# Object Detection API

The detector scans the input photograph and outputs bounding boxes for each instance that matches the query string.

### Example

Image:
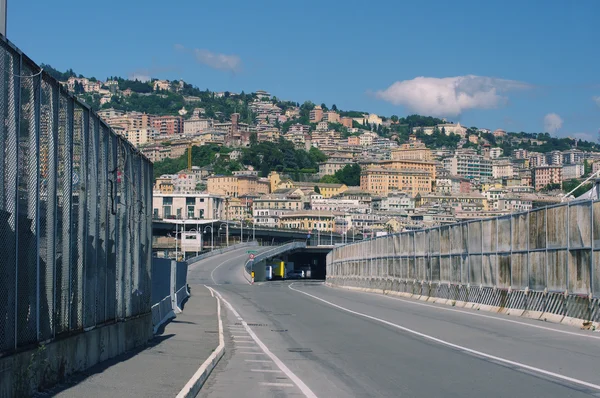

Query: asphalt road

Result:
[190,247,600,397]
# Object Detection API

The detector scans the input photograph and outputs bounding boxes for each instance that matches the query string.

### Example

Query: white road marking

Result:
[251,369,284,373]
[239,351,268,355]
[245,359,272,363]
[332,284,600,341]
[232,335,252,338]
[289,283,600,392]
[210,287,318,398]
[260,382,295,387]
[210,252,248,285]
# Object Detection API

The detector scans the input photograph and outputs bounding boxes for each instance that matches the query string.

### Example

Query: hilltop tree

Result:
[331,104,338,111]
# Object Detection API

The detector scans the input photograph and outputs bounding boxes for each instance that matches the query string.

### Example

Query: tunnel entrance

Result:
[283,248,329,279]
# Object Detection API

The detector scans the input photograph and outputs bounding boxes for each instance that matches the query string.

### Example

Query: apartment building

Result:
[184,117,211,134]
[341,117,353,128]
[490,147,503,159]
[359,132,378,146]
[378,192,416,211]
[362,159,437,180]
[309,105,323,122]
[435,176,471,195]
[390,135,432,161]
[532,165,563,190]
[152,115,183,135]
[418,193,488,211]
[562,163,584,180]
[347,136,360,146]
[125,128,158,147]
[318,160,353,176]
[443,149,492,181]
[323,111,340,123]
[311,198,368,213]
[207,171,270,198]
[252,196,304,227]
[288,123,310,135]
[492,159,514,179]
[280,210,340,233]
[513,148,529,159]
[152,193,223,220]
[360,167,432,197]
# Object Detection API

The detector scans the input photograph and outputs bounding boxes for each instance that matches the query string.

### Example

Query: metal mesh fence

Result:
[329,199,599,299]
[0,39,153,355]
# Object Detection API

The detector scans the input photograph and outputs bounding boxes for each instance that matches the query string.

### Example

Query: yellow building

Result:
[360,167,432,197]
[268,172,348,198]
[481,182,503,192]
[279,210,340,232]
[362,159,437,179]
[391,135,432,161]
[154,177,174,193]
[207,171,270,198]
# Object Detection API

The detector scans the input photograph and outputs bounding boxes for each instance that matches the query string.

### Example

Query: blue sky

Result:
[8,0,600,140]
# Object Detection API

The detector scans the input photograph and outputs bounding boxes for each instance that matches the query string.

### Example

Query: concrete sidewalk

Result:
[37,285,219,398]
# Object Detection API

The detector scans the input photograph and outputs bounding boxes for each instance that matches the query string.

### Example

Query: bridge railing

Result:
[327,199,600,322]
[0,37,153,356]
[187,241,259,265]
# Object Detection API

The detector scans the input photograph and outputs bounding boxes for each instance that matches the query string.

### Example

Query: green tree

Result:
[390,115,399,123]
[331,104,338,111]
[334,164,361,186]
[308,147,327,163]
[320,175,340,183]
[320,103,328,112]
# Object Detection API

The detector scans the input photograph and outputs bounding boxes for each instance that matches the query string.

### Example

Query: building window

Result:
[163,197,173,205]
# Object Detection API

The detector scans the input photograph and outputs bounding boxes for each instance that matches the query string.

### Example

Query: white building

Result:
[152,193,224,220]
[490,147,503,159]
[184,118,211,135]
[379,193,416,211]
[125,128,158,147]
[562,163,585,180]
[310,199,369,213]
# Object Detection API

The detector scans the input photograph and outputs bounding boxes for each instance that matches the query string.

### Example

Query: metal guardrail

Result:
[0,36,152,355]
[150,258,188,333]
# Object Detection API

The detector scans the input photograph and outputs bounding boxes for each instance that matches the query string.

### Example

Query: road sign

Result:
[249,253,255,260]
[247,250,257,254]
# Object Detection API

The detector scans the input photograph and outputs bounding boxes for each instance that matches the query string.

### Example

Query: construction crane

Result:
[187,142,193,171]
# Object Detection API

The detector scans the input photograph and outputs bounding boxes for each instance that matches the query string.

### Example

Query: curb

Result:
[176,287,225,398]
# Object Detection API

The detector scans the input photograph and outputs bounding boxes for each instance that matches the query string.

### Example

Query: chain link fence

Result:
[328,200,600,299]
[0,38,153,355]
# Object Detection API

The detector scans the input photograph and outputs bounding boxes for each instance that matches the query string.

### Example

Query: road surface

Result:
[190,247,600,397]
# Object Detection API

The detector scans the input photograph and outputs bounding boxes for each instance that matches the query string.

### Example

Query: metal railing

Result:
[187,241,259,265]
[328,199,600,299]
[150,258,189,333]
[0,37,153,355]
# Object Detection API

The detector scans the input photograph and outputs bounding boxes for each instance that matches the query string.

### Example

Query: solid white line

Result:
[331,284,600,341]
[211,288,317,398]
[232,335,251,338]
[251,369,284,373]
[260,382,294,387]
[289,283,600,392]
[245,359,272,363]
[176,287,225,398]
[211,252,248,285]
[239,351,268,355]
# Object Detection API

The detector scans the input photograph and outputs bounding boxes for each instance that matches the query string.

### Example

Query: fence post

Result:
[170,260,179,313]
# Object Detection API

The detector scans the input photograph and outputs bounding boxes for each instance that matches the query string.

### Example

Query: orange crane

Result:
[187,142,192,170]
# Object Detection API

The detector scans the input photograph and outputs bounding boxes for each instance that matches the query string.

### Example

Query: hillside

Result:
[43,64,600,153]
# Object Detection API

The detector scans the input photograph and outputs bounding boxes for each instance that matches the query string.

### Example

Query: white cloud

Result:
[543,113,563,133]
[375,75,531,117]
[593,96,600,107]
[175,44,241,73]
